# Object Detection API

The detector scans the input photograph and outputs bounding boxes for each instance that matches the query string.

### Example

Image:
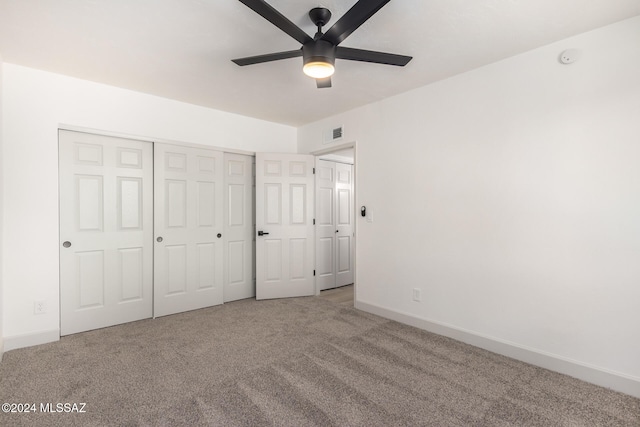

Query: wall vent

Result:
[323,125,344,144]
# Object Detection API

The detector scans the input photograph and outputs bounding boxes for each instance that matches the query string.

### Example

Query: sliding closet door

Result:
[154,143,224,317]
[59,130,153,335]
[223,153,255,302]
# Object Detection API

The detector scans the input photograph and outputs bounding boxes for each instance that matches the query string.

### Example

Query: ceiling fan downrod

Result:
[309,7,332,39]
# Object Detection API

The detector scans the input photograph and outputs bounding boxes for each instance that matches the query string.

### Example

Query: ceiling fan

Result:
[232,0,412,88]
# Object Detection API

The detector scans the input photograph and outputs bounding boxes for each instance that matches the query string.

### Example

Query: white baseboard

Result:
[355,300,640,399]
[3,329,59,352]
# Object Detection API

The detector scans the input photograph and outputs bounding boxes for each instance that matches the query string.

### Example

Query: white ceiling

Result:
[1,0,639,126]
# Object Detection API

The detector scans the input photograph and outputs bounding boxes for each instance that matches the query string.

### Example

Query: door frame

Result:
[310,141,357,301]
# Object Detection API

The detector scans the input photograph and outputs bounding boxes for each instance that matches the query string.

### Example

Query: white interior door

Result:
[316,160,336,291]
[154,143,224,317]
[59,130,153,336]
[256,153,315,299]
[223,153,255,302]
[315,160,354,290]
[335,162,354,287]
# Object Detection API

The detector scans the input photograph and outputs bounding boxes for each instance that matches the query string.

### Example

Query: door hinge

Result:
[313,270,316,276]
[313,167,315,174]
[313,218,315,225]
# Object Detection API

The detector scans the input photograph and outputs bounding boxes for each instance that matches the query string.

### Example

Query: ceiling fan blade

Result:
[321,0,391,45]
[238,0,312,45]
[316,77,332,88]
[336,47,412,66]
[232,49,302,66]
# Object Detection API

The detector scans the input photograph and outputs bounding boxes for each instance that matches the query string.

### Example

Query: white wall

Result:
[299,16,640,397]
[1,64,296,349]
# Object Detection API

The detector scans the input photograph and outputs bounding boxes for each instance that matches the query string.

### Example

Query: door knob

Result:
[156,237,163,243]
[217,233,222,238]
[335,230,339,233]
[258,230,269,236]
[63,241,71,248]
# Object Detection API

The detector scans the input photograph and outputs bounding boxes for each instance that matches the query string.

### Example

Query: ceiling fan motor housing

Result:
[303,39,336,67]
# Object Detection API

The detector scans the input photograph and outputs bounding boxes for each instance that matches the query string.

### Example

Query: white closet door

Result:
[154,143,224,317]
[256,153,315,299]
[223,153,255,302]
[335,162,354,287]
[59,130,153,336]
[316,160,336,291]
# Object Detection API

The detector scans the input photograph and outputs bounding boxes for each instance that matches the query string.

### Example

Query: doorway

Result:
[313,144,356,300]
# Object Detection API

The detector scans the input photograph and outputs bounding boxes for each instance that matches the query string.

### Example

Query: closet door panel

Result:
[154,144,224,317]
[59,130,153,335]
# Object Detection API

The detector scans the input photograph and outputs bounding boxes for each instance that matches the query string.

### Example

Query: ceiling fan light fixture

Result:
[302,39,336,79]
[303,60,335,78]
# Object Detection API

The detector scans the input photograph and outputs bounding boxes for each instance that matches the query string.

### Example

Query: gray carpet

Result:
[0,295,638,426]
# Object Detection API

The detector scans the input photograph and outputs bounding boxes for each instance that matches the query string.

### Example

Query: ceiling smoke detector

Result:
[559,49,582,64]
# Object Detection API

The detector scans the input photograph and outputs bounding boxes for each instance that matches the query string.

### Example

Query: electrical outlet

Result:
[412,288,421,302]
[34,300,47,315]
